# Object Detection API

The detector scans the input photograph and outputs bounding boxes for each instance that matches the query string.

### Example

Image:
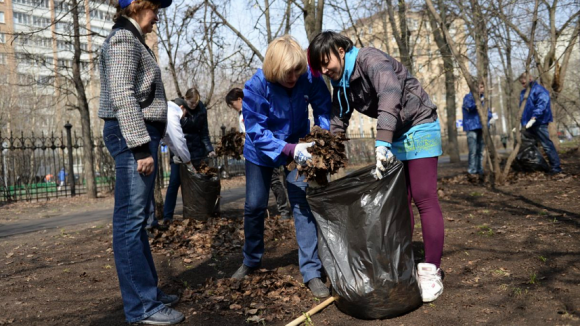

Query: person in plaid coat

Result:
[98,0,184,323]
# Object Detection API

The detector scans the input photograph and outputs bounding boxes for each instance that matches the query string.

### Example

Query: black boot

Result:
[231,264,259,280]
[307,278,330,298]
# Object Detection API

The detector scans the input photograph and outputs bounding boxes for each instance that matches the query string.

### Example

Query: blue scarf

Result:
[331,46,359,118]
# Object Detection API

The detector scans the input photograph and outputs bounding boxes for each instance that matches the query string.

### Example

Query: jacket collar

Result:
[113,16,148,49]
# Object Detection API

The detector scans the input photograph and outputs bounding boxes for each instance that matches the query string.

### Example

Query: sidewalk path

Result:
[0,187,247,238]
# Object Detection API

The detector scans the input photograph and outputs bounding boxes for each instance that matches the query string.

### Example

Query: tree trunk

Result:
[429,3,459,163]
[443,59,460,163]
[504,26,514,145]
[302,0,325,42]
[385,0,413,73]
[71,0,97,198]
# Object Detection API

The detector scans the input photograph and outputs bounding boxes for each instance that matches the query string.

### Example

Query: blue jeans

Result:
[527,124,562,173]
[467,129,484,174]
[103,120,165,323]
[243,160,322,283]
[162,162,181,221]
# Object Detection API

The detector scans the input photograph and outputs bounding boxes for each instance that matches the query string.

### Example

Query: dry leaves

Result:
[287,126,349,185]
[182,269,315,323]
[215,130,245,160]
[149,216,295,261]
[198,161,219,177]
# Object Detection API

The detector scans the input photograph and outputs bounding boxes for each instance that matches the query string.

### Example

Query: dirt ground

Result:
[1,154,579,326]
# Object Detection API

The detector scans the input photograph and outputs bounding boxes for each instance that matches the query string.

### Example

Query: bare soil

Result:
[0,156,579,326]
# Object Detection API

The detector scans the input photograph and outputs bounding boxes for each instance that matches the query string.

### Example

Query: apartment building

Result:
[0,0,159,133]
[339,9,470,138]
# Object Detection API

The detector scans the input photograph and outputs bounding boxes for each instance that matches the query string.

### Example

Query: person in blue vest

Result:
[230,35,332,298]
[57,167,67,191]
[462,83,492,175]
[518,72,562,174]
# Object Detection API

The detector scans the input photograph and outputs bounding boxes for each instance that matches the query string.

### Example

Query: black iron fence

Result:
[0,123,246,203]
[0,124,374,203]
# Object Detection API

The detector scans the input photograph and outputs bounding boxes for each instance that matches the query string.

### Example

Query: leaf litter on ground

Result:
[182,269,317,323]
[149,216,317,323]
[149,216,295,261]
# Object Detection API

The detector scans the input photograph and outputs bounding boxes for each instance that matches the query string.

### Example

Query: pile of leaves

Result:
[182,270,317,323]
[150,216,295,261]
[287,126,349,185]
[215,130,245,160]
[198,161,219,177]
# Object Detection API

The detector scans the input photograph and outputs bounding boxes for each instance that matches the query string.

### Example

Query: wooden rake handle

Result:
[285,296,337,326]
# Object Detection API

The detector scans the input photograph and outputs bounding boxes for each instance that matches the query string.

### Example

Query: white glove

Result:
[294,142,315,166]
[187,162,197,174]
[172,155,183,164]
[207,151,217,158]
[373,146,395,180]
[525,118,536,129]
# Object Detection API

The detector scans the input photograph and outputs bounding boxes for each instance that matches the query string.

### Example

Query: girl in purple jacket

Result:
[308,31,445,303]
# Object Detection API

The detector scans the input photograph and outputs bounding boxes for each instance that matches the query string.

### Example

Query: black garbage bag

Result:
[179,165,221,220]
[514,131,550,172]
[306,162,422,319]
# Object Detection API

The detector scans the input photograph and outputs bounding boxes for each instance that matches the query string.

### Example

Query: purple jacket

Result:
[330,47,437,143]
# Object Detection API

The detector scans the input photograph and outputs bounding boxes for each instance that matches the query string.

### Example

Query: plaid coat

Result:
[98,17,167,149]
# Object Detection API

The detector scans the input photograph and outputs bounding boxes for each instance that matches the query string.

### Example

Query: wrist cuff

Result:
[282,143,297,157]
[375,140,392,148]
[131,143,151,160]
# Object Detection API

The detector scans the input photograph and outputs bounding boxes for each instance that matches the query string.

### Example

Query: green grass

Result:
[528,272,539,284]
[539,256,547,263]
[477,224,494,236]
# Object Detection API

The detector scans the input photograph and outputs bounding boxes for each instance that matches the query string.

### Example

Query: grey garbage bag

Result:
[180,165,221,221]
[306,162,422,319]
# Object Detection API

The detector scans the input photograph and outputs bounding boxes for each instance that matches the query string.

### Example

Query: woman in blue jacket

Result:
[231,35,332,298]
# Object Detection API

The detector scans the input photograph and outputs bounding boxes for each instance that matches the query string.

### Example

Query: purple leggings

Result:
[403,157,444,268]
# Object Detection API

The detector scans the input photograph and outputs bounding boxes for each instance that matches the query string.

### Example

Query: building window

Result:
[0,12,5,24]
[0,33,5,43]
[0,53,6,65]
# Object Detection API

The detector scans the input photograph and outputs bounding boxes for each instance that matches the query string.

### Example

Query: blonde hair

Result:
[113,0,160,23]
[262,35,308,83]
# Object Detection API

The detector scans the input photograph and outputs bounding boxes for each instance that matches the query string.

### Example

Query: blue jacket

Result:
[242,69,332,168]
[58,169,66,182]
[520,82,552,126]
[462,93,492,132]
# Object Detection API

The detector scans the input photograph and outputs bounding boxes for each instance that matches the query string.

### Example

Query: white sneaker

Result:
[417,263,443,302]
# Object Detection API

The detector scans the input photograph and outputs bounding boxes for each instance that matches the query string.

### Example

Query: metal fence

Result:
[0,123,245,203]
[0,124,374,203]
